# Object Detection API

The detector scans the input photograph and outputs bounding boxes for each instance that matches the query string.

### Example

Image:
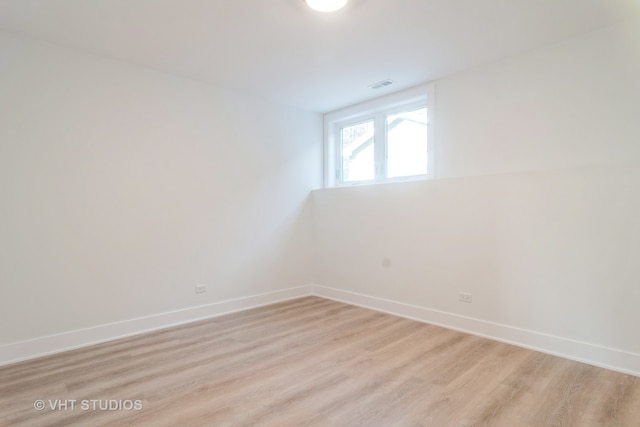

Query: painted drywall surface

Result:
[313,23,640,354]
[0,32,322,344]
[435,22,640,179]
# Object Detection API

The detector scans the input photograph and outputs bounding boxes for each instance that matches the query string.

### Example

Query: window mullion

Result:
[374,114,385,180]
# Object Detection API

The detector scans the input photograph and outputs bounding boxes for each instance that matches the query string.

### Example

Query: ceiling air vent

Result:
[368,79,396,90]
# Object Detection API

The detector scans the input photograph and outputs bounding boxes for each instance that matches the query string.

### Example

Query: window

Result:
[324,83,434,187]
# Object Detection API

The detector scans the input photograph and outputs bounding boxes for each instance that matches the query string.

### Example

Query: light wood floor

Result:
[1,297,639,426]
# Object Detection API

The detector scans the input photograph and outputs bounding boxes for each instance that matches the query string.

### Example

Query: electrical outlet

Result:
[195,284,207,294]
[458,292,472,303]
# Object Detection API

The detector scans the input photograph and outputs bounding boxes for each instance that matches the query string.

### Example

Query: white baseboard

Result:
[0,285,312,367]
[311,285,640,377]
[4,283,639,378]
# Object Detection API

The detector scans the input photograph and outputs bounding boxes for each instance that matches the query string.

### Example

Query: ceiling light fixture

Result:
[305,0,348,12]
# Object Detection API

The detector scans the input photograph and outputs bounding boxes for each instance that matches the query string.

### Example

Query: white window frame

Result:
[324,83,435,187]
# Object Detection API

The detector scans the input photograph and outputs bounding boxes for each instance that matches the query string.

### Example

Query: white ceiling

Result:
[0,0,636,112]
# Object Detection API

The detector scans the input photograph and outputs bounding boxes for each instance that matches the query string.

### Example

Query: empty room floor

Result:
[1,296,639,426]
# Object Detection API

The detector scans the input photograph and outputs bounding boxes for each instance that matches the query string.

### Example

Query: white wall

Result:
[313,22,640,363]
[0,32,322,346]
[2,20,640,374]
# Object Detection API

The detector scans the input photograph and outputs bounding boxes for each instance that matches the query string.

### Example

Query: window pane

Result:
[341,120,375,182]
[386,107,428,178]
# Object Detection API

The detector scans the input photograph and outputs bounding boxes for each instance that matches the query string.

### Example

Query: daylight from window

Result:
[340,107,428,183]
[341,120,375,182]
[387,107,428,178]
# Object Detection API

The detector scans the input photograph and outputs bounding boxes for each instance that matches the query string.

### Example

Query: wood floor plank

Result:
[1,296,638,426]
